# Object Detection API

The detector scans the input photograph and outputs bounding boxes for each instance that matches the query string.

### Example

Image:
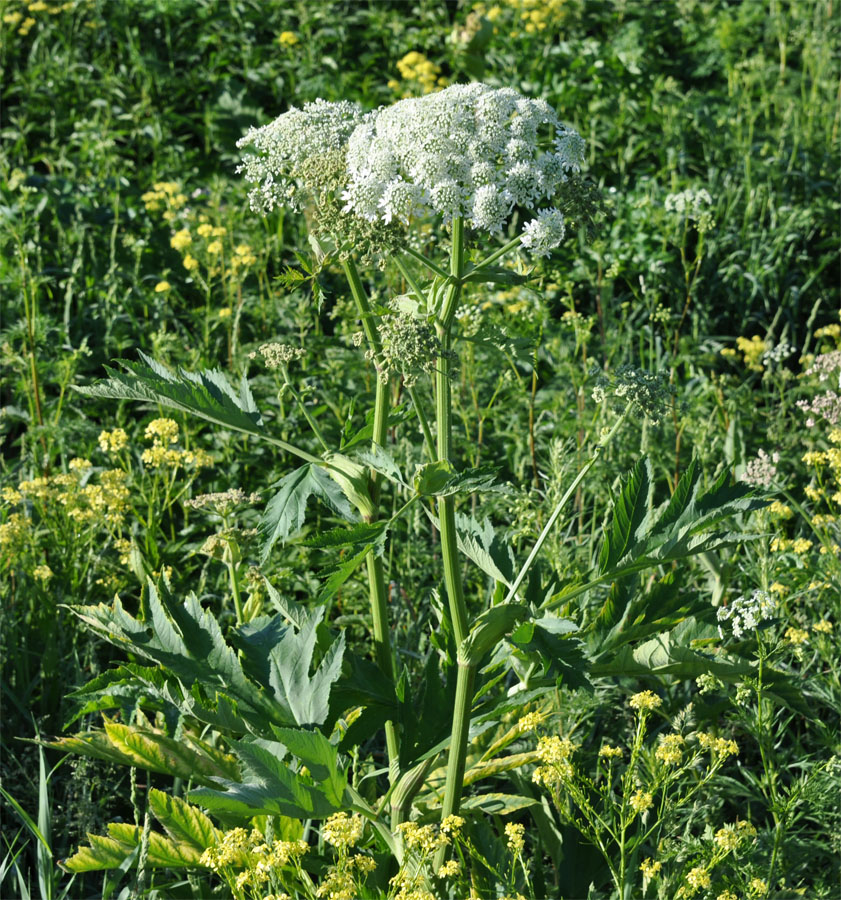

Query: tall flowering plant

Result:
[61,83,769,897]
[237,83,588,833]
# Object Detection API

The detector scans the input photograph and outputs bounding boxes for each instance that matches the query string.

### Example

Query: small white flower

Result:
[520,207,566,258]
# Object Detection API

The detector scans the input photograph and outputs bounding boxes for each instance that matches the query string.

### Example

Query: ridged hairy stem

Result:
[342,256,400,782]
[434,219,475,866]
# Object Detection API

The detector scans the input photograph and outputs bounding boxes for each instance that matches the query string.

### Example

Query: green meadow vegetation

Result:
[1,1,839,898]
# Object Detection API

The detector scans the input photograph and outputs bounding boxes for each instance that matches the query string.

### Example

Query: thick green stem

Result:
[342,256,400,781]
[434,218,474,860]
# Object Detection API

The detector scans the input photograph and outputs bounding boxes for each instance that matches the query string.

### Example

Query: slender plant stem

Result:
[470,234,522,272]
[507,407,629,606]
[341,255,400,784]
[403,245,450,279]
[408,384,436,460]
[394,254,427,306]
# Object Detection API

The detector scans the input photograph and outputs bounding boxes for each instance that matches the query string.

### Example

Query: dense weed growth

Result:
[1,1,839,898]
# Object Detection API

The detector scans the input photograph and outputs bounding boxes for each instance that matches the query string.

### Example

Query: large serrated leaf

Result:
[596,457,766,582]
[106,824,203,867]
[260,464,358,562]
[189,738,345,820]
[271,727,346,807]
[75,352,265,437]
[455,514,515,587]
[69,578,344,734]
[60,834,133,873]
[598,457,653,574]
[147,790,218,851]
[267,607,345,727]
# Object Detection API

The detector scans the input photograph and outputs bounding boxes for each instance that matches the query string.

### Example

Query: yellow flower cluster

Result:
[696,732,739,758]
[278,30,299,47]
[717,891,738,900]
[770,536,813,554]
[142,181,188,216]
[639,857,662,879]
[321,812,363,850]
[98,428,129,454]
[767,500,793,518]
[713,819,755,853]
[685,866,711,892]
[505,822,525,853]
[200,827,309,891]
[749,877,768,895]
[437,859,460,878]
[4,0,77,34]
[598,744,623,760]
[814,322,841,341]
[629,789,653,813]
[471,0,569,36]
[629,690,662,712]
[655,733,685,766]
[736,335,768,371]
[140,418,213,470]
[532,734,577,785]
[813,619,833,634]
[3,466,130,534]
[397,822,447,853]
[33,563,54,581]
[392,51,446,94]
[516,710,545,733]
[785,626,809,645]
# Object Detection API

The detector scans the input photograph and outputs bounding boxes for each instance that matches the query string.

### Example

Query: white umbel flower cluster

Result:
[341,83,584,249]
[237,99,366,213]
[717,589,776,640]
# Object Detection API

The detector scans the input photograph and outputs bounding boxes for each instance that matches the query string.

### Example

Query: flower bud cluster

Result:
[591,365,677,424]
[372,312,453,386]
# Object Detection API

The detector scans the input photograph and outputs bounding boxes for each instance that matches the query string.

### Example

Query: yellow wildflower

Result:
[154,280,171,293]
[278,30,299,46]
[639,858,661,879]
[785,626,809,645]
[749,878,768,895]
[170,229,192,250]
[144,418,179,444]
[183,254,198,271]
[629,790,653,813]
[686,866,711,891]
[321,812,363,849]
[767,500,793,518]
[207,240,223,255]
[219,307,232,319]
[33,564,53,581]
[197,223,213,238]
[792,538,813,554]
[437,859,460,878]
[696,732,739,757]
[629,690,662,712]
[599,744,623,760]
[516,711,545,733]
[813,620,833,633]
[98,428,128,453]
[655,733,684,766]
[505,822,525,853]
